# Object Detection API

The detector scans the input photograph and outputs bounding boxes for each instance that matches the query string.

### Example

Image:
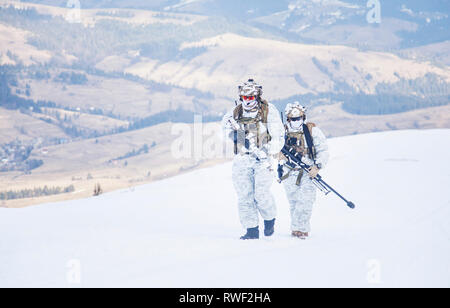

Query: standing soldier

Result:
[278,102,329,239]
[222,79,285,240]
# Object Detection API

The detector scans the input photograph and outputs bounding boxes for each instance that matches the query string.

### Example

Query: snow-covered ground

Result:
[1,129,449,288]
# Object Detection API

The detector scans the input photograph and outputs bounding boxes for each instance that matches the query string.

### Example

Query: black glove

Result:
[277,164,284,182]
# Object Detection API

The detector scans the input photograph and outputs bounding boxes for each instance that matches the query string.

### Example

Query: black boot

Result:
[240,226,259,240]
[264,218,275,237]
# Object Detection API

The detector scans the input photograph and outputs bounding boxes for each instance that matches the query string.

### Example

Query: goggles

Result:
[289,116,303,122]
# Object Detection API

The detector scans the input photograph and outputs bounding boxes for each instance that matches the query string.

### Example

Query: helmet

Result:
[285,101,306,119]
[285,101,307,131]
[238,79,263,97]
[238,79,263,111]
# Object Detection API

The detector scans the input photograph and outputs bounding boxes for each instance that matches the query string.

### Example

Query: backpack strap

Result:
[233,104,243,121]
[233,130,238,155]
[259,99,269,124]
[302,123,316,162]
[259,99,271,146]
[232,105,242,154]
[306,122,316,132]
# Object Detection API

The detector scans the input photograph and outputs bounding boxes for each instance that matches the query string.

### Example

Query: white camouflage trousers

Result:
[283,170,317,233]
[232,155,276,229]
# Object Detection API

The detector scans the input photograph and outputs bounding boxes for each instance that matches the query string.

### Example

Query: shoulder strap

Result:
[306,122,316,131]
[259,100,269,123]
[233,104,243,121]
[302,123,316,161]
[232,105,242,155]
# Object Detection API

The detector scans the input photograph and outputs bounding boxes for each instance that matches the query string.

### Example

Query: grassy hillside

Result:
[125,33,450,101]
[0,107,68,143]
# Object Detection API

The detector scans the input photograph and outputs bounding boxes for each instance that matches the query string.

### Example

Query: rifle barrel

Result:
[281,146,355,209]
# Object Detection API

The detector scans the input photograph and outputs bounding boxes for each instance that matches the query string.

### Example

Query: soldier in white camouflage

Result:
[278,102,329,239]
[222,79,285,240]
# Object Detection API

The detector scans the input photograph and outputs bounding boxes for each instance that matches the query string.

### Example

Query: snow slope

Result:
[1,129,449,288]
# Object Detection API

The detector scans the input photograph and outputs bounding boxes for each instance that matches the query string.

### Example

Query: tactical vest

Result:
[232,100,272,155]
[280,123,317,185]
[284,123,317,160]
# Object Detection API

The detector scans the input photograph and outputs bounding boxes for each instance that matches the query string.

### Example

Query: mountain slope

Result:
[0,23,51,66]
[1,1,449,115]
[125,33,450,100]
[23,0,448,50]
[1,129,449,287]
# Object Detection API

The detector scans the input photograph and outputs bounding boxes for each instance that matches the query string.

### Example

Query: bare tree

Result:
[93,183,103,196]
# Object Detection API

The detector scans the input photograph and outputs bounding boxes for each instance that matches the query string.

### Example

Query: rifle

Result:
[280,145,356,209]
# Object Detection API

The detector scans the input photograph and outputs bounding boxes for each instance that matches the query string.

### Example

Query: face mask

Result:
[289,118,303,130]
[242,98,257,111]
